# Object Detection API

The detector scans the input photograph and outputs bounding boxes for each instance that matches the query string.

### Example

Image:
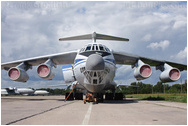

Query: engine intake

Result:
[37,64,55,80]
[8,67,29,82]
[37,59,55,80]
[160,67,181,82]
[134,60,152,80]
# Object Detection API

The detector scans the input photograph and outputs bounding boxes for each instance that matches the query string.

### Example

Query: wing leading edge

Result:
[113,51,187,71]
[1,51,77,70]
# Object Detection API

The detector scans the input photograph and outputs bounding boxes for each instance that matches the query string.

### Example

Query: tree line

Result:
[38,80,187,95]
[119,80,187,94]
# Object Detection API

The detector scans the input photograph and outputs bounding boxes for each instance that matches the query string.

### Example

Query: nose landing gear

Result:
[83,93,104,104]
[83,93,98,104]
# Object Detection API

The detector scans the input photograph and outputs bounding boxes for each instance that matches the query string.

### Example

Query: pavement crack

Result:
[6,101,75,125]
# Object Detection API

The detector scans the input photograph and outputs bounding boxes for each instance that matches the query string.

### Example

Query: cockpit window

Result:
[80,48,85,52]
[105,47,110,52]
[80,44,110,53]
[92,44,99,51]
[92,46,95,50]
[96,45,99,50]
[99,45,105,51]
[86,45,91,51]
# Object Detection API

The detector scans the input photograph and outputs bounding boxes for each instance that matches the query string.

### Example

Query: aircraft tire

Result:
[65,93,74,100]
[114,93,123,100]
[97,93,104,103]
[105,93,114,100]
[75,93,83,100]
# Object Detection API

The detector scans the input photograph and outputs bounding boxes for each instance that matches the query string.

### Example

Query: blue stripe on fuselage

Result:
[74,59,85,64]
[74,60,86,68]
[105,59,115,64]
[62,64,72,71]
[104,59,116,67]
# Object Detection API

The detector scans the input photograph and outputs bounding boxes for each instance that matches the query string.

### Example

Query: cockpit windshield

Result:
[85,45,91,51]
[80,44,110,53]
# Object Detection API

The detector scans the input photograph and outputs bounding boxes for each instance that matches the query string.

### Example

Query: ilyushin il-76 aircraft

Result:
[1,32,187,103]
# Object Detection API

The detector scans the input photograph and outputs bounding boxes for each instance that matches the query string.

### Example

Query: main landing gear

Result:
[105,93,124,100]
[64,82,83,101]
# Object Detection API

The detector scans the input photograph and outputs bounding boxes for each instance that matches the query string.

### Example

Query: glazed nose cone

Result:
[86,54,105,70]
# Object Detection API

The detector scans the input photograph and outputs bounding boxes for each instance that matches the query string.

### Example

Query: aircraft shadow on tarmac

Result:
[99,99,139,104]
[40,99,138,104]
[63,99,139,104]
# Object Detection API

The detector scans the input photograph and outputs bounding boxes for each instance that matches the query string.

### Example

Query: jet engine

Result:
[37,59,55,80]
[8,67,29,82]
[134,60,152,80]
[159,63,181,82]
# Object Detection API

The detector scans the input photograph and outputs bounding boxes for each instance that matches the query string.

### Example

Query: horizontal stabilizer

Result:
[59,34,92,41]
[59,32,129,42]
[95,33,129,41]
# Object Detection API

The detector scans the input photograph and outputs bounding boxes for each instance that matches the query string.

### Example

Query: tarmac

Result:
[1,96,187,125]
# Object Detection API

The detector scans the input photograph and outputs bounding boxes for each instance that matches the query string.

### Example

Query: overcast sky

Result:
[1,1,187,89]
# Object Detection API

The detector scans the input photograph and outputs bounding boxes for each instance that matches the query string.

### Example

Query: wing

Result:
[113,51,187,71]
[1,51,77,70]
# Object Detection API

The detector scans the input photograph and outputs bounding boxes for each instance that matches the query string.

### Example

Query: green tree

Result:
[153,82,163,93]
[168,84,181,93]
[182,80,187,93]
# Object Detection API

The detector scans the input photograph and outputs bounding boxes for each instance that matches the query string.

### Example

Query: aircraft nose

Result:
[86,54,105,70]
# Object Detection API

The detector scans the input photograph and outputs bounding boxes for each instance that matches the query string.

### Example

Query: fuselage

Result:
[1,87,35,95]
[34,90,49,95]
[16,88,35,95]
[73,43,116,93]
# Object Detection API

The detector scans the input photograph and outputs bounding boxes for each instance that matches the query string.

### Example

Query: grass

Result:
[126,93,187,103]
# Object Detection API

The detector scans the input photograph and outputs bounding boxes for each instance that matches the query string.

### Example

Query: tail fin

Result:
[59,32,129,42]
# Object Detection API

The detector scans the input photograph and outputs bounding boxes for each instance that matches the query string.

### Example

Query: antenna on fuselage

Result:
[59,32,129,42]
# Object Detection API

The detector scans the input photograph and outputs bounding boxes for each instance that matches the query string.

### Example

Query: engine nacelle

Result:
[8,67,29,82]
[134,60,152,80]
[62,64,75,83]
[160,67,181,82]
[37,64,55,80]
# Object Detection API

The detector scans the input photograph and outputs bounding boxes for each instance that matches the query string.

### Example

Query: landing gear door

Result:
[62,64,75,83]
